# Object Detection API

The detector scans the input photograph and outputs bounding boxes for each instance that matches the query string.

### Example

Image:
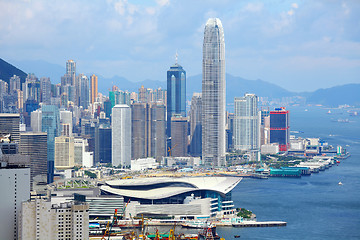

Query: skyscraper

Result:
[90,74,98,104]
[170,116,188,157]
[234,94,260,151]
[166,60,186,139]
[202,18,226,167]
[131,103,166,161]
[19,132,48,190]
[40,77,51,104]
[112,104,131,168]
[66,60,76,86]
[0,113,20,142]
[189,93,202,156]
[41,105,60,183]
[270,108,290,151]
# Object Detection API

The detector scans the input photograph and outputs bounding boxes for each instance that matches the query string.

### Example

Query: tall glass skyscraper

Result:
[166,62,186,139]
[202,18,226,167]
[234,94,260,151]
[41,105,60,183]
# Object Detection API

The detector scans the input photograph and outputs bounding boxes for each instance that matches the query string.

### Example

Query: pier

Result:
[231,221,287,228]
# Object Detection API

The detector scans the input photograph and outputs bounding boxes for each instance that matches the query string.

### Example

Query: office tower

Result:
[189,93,202,156]
[40,77,51,104]
[166,60,186,139]
[98,126,112,164]
[19,198,89,240]
[41,105,60,183]
[0,113,20,142]
[270,107,290,151]
[55,136,75,169]
[202,18,226,167]
[60,109,73,136]
[234,94,260,151]
[90,74,98,104]
[66,59,76,86]
[150,103,166,161]
[0,151,30,240]
[104,100,112,118]
[131,103,166,161]
[170,116,188,157]
[131,103,147,160]
[80,74,89,109]
[112,104,131,168]
[226,112,234,152]
[20,132,48,190]
[31,109,42,132]
[9,75,21,92]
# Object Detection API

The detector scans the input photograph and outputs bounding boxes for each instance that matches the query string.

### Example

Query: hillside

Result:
[0,58,27,85]
[306,84,360,107]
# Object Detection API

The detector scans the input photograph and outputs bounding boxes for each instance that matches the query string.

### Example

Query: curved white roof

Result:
[100,176,241,200]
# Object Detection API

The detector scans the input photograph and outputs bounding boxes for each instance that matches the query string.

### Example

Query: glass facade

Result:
[41,105,60,183]
[202,18,226,167]
[234,94,259,150]
[166,64,186,139]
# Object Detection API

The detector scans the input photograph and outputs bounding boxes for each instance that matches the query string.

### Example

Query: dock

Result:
[232,221,287,228]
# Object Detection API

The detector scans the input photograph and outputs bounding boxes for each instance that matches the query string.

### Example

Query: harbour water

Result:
[218,106,360,239]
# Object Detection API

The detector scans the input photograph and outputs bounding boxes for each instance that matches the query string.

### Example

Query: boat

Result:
[234,235,240,238]
[181,220,209,229]
[198,224,220,240]
[338,182,343,185]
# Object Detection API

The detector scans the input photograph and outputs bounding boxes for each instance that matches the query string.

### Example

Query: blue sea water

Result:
[218,106,360,240]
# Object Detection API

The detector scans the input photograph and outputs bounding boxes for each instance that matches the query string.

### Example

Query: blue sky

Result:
[0,0,359,92]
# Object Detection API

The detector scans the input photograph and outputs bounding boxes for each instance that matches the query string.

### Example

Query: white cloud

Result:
[292,3,298,9]
[156,0,170,7]
[243,2,263,12]
[287,9,294,16]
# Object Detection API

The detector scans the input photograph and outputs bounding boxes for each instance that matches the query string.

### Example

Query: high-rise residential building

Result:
[109,89,131,107]
[166,60,186,139]
[66,59,76,86]
[170,116,188,157]
[41,105,60,183]
[234,94,260,151]
[0,79,8,97]
[31,109,42,132]
[270,107,290,151]
[19,198,89,240]
[19,132,48,190]
[131,103,166,161]
[40,77,51,104]
[0,151,30,240]
[9,75,21,92]
[23,73,41,104]
[112,104,131,168]
[189,93,202,156]
[90,74,98,104]
[0,113,20,142]
[55,136,75,169]
[202,18,226,167]
[80,74,89,109]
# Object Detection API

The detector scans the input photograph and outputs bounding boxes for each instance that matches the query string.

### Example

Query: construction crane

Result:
[101,209,118,240]
[168,144,178,157]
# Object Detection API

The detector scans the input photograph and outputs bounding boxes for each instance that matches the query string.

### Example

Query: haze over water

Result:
[219,106,360,240]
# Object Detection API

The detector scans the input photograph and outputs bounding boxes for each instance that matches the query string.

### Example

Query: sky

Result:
[0,0,359,92]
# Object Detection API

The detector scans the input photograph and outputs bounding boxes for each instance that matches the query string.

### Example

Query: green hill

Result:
[0,58,27,85]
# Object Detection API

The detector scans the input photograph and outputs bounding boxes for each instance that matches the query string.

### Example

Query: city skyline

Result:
[1,1,359,92]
